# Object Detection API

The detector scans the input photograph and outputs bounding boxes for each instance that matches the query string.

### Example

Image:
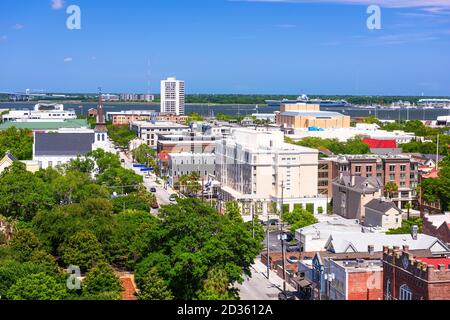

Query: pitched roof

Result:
[35,132,94,156]
[326,233,450,254]
[335,173,383,193]
[365,199,402,214]
[362,138,398,149]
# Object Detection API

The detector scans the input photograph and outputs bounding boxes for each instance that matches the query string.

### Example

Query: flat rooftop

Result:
[0,119,89,130]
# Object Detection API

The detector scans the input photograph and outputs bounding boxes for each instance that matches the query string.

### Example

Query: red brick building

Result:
[382,246,450,300]
[325,155,419,209]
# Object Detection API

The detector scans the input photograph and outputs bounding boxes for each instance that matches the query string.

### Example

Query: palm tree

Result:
[384,182,399,200]
[404,202,413,220]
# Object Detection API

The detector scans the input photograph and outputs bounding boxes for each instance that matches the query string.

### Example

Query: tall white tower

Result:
[160,77,185,115]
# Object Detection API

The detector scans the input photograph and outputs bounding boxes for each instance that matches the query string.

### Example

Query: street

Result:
[236,259,296,300]
[118,150,175,207]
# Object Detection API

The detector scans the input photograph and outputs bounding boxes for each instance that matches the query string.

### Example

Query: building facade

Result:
[2,103,76,122]
[160,77,185,115]
[168,153,216,187]
[327,155,420,209]
[215,128,327,218]
[106,110,157,126]
[276,103,350,130]
[332,174,383,221]
[130,121,189,148]
[383,246,450,300]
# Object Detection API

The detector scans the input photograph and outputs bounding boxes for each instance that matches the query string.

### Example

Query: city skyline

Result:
[0,0,449,95]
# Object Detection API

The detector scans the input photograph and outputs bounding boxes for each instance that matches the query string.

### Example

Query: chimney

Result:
[368,245,375,256]
[411,225,419,240]
[351,175,356,186]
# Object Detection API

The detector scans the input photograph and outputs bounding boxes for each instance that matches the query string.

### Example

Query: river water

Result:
[1,102,449,121]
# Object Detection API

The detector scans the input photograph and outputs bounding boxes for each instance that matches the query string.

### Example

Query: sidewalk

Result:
[252,259,296,292]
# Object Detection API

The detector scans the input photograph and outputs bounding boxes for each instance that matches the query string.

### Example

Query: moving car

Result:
[150,187,157,193]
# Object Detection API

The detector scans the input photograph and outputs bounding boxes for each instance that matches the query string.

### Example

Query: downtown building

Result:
[320,154,420,209]
[160,77,185,116]
[215,128,327,220]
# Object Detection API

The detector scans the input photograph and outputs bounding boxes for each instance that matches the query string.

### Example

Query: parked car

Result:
[120,159,125,163]
[287,256,299,264]
[169,194,178,202]
[151,202,159,209]
[261,219,279,226]
[278,292,297,300]
[150,187,157,193]
[287,245,300,252]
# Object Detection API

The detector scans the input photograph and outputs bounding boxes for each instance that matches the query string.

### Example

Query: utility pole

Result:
[436,134,440,170]
[251,203,255,239]
[266,210,270,280]
[279,180,287,294]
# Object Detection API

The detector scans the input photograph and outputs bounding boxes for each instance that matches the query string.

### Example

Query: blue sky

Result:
[0,0,449,95]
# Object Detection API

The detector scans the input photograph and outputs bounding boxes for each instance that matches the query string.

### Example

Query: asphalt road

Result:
[119,151,174,207]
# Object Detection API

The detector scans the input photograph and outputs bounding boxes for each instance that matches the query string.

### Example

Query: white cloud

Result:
[64,57,73,62]
[0,35,7,42]
[230,0,450,12]
[13,24,24,30]
[51,0,65,10]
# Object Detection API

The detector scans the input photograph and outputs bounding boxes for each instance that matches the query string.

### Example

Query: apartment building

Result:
[156,113,189,124]
[332,174,383,221]
[325,155,419,209]
[106,110,157,126]
[215,128,327,218]
[129,121,189,148]
[168,152,216,187]
[161,77,185,115]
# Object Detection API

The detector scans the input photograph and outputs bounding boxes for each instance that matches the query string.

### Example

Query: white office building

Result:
[215,128,327,220]
[161,77,185,115]
[129,121,189,148]
[2,103,77,122]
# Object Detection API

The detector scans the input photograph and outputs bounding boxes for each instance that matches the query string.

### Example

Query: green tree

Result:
[132,144,156,165]
[197,267,237,300]
[7,273,67,300]
[59,231,105,272]
[283,207,318,234]
[137,268,173,300]
[106,210,157,269]
[9,229,43,262]
[107,125,137,149]
[82,263,122,300]
[0,128,33,160]
[384,181,399,199]
[0,162,55,221]
[404,202,413,220]
[135,198,261,300]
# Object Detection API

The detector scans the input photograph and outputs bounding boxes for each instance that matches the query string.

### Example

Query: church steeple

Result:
[95,87,107,133]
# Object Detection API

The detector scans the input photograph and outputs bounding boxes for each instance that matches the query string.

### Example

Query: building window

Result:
[400,165,407,172]
[399,284,413,300]
[390,165,396,172]
[389,174,395,181]
[366,166,373,173]
[355,166,361,173]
